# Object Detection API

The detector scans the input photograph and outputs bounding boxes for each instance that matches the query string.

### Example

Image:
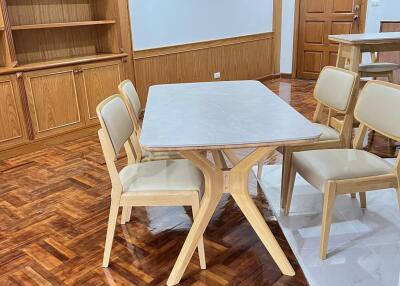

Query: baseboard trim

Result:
[257,73,293,82]
[0,125,99,161]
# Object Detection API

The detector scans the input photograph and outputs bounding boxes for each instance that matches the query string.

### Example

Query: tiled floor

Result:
[254,162,400,286]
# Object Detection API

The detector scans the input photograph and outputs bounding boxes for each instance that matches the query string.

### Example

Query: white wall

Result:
[280,0,295,74]
[364,0,400,33]
[129,0,273,51]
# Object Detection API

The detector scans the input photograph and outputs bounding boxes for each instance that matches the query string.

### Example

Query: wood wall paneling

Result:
[80,60,122,123]
[0,74,28,149]
[133,33,274,105]
[24,67,84,139]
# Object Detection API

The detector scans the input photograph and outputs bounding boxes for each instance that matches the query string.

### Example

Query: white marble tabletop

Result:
[329,32,400,44]
[140,81,321,151]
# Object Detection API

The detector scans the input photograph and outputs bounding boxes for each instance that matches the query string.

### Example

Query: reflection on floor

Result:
[254,163,400,286]
[0,78,396,285]
[0,78,313,285]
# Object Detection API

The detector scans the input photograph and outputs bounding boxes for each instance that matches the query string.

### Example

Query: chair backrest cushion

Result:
[98,96,134,154]
[314,66,357,112]
[119,80,141,118]
[355,81,400,141]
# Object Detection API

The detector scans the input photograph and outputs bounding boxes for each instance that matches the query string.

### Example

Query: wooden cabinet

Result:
[0,74,28,150]
[22,59,123,139]
[79,60,122,125]
[23,66,85,139]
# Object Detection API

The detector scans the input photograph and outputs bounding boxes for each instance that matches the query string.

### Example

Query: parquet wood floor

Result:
[0,78,392,286]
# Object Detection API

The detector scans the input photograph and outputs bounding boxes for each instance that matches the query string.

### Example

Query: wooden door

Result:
[24,66,85,139]
[0,74,29,150]
[78,60,122,125]
[296,0,364,79]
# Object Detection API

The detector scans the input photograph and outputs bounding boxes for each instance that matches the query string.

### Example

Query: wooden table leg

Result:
[336,44,347,68]
[167,151,224,286]
[167,147,295,285]
[229,147,295,276]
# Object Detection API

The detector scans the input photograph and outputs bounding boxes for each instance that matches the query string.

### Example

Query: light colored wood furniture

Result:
[347,22,400,83]
[118,79,183,163]
[380,21,400,84]
[258,67,359,206]
[365,22,400,156]
[284,80,400,260]
[0,0,132,159]
[96,94,206,270]
[139,80,321,285]
[330,32,400,75]
[295,0,365,79]
[330,31,400,152]
[118,79,184,224]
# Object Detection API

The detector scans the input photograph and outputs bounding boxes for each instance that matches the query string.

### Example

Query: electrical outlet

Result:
[371,0,381,7]
[213,72,221,80]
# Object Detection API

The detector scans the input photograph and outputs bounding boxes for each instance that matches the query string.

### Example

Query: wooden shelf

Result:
[0,53,127,75]
[11,20,116,31]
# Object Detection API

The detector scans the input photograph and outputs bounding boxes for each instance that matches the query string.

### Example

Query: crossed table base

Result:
[166,147,295,285]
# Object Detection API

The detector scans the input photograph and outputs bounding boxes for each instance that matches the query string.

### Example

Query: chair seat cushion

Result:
[359,63,400,73]
[141,150,184,162]
[119,159,203,193]
[293,149,394,191]
[314,123,340,141]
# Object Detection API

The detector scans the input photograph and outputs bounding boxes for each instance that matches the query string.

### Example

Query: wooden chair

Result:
[284,80,400,260]
[118,80,184,165]
[364,22,400,156]
[97,94,206,269]
[258,67,359,208]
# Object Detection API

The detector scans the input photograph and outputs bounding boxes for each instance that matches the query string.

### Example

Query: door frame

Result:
[291,0,368,78]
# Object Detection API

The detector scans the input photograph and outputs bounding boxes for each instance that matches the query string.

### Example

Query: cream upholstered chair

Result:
[284,80,400,260]
[97,94,206,269]
[118,80,184,165]
[258,67,359,207]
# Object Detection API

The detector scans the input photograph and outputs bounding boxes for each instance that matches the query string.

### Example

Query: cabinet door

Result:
[24,67,85,139]
[79,60,122,125]
[0,75,28,150]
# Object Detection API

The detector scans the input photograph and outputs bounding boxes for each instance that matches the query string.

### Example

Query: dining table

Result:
[328,32,400,132]
[139,80,321,286]
[329,32,400,74]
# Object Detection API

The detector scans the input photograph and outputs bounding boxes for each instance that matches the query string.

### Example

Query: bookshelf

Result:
[0,0,131,159]
[1,0,124,68]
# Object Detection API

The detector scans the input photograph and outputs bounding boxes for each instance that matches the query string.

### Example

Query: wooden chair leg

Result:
[359,192,367,208]
[396,188,400,208]
[191,196,206,270]
[281,149,293,209]
[121,206,132,224]
[257,158,264,179]
[103,199,120,267]
[284,166,296,215]
[388,72,394,83]
[320,182,336,260]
